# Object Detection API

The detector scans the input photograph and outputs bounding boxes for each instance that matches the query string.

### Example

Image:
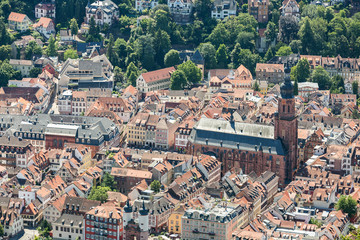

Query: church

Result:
[187,72,298,187]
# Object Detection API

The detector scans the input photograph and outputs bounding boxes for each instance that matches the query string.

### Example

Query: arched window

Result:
[288,105,290,112]
[53,139,57,147]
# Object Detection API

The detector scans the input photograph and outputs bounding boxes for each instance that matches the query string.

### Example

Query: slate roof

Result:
[54,213,83,226]
[188,118,285,155]
[0,114,119,146]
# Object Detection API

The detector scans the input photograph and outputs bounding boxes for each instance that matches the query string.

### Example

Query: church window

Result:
[288,105,290,112]
[283,105,285,112]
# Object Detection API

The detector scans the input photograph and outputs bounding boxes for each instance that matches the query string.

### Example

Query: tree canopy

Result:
[177,60,202,85]
[88,186,111,203]
[291,58,310,83]
[150,180,161,193]
[311,66,331,90]
[164,49,181,67]
[170,70,187,90]
[336,195,358,218]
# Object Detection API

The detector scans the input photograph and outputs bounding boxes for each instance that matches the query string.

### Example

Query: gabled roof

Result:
[33,17,53,29]
[141,67,176,83]
[8,12,28,22]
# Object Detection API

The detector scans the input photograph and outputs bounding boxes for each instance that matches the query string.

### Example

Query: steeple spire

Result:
[280,63,294,99]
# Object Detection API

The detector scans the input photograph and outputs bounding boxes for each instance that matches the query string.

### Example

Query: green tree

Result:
[264,46,275,62]
[353,81,358,95]
[29,68,42,78]
[170,70,187,90]
[216,44,228,68]
[118,15,132,34]
[271,9,280,24]
[106,34,118,66]
[206,23,230,49]
[114,66,125,85]
[154,30,171,67]
[352,109,360,119]
[241,3,248,13]
[341,228,360,240]
[231,43,242,67]
[114,38,128,68]
[46,35,57,57]
[236,31,256,51]
[70,18,78,35]
[37,220,52,238]
[294,79,298,95]
[0,17,13,45]
[135,34,155,70]
[150,180,161,193]
[128,72,137,87]
[253,81,260,91]
[276,46,293,56]
[265,21,277,44]
[154,9,170,32]
[311,66,331,90]
[330,75,345,94]
[238,49,261,75]
[25,41,43,60]
[125,62,139,79]
[177,60,202,85]
[299,17,316,54]
[194,0,213,21]
[289,40,302,54]
[0,223,3,236]
[0,45,11,61]
[301,4,317,18]
[325,7,334,22]
[64,48,78,60]
[291,58,310,83]
[101,172,115,190]
[309,218,322,228]
[164,49,181,67]
[278,15,299,44]
[87,16,101,42]
[0,60,20,86]
[336,195,358,218]
[199,43,216,69]
[88,186,111,203]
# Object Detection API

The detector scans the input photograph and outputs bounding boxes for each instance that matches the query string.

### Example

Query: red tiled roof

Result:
[141,67,176,83]
[33,17,53,28]
[8,12,27,22]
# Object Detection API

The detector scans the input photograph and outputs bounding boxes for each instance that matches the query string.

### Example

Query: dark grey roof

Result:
[63,196,100,213]
[133,197,174,215]
[192,50,204,62]
[188,118,285,155]
[54,213,83,226]
[212,0,236,10]
[0,114,119,146]
[79,60,102,77]
[0,135,31,147]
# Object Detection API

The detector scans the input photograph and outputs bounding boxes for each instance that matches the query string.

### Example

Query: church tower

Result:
[274,67,298,182]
